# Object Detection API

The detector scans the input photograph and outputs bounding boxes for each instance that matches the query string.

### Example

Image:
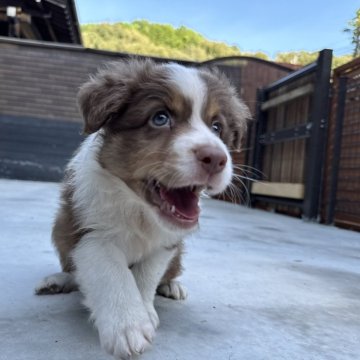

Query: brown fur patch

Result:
[52,171,90,272]
[158,242,184,286]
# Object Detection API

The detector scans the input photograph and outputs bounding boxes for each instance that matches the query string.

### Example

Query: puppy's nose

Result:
[195,145,227,175]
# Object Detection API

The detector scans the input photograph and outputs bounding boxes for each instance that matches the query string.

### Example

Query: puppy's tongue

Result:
[160,186,200,220]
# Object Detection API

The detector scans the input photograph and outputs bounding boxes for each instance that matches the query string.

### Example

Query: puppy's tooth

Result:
[170,205,176,213]
[164,202,172,213]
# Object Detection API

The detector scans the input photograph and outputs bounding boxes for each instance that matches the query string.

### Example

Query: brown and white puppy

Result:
[36,59,249,359]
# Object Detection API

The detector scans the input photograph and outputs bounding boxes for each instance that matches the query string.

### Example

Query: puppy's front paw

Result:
[98,314,155,359]
[144,302,160,329]
[157,280,187,300]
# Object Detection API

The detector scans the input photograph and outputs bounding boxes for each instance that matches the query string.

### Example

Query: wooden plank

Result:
[251,181,305,199]
[261,83,314,111]
[271,104,285,182]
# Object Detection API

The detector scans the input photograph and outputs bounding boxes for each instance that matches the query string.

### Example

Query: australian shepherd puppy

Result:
[36,59,249,359]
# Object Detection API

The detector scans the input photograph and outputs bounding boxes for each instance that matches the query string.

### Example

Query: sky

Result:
[75,0,359,58]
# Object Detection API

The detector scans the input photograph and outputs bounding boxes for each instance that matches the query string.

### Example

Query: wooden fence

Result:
[322,57,360,230]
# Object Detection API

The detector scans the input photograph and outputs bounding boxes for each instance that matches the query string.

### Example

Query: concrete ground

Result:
[0,179,359,360]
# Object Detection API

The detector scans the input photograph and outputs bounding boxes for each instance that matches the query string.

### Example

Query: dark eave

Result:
[0,0,82,44]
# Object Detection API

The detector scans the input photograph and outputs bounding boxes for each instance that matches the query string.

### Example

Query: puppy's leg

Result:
[35,184,81,296]
[131,247,177,329]
[156,245,187,300]
[35,272,78,295]
[72,234,155,359]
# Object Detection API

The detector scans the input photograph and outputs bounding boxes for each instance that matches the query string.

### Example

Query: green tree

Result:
[81,21,351,67]
[344,9,360,58]
[81,21,270,62]
[332,54,353,68]
[275,51,318,65]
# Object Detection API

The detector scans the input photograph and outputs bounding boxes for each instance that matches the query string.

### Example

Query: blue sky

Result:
[76,0,359,58]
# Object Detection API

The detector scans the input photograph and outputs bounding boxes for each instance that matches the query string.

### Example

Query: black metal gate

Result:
[250,49,333,220]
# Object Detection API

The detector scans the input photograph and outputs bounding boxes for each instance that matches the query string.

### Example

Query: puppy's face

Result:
[78,60,249,231]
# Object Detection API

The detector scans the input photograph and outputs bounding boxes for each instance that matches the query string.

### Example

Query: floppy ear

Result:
[229,97,251,151]
[77,67,129,134]
[201,66,251,152]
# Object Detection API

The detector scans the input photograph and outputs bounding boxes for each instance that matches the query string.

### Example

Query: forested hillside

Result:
[81,20,351,67]
[81,20,247,61]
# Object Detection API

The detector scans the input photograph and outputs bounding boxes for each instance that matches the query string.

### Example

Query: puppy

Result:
[36,59,249,359]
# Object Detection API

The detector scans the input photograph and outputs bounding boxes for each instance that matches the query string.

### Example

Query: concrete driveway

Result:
[0,179,359,360]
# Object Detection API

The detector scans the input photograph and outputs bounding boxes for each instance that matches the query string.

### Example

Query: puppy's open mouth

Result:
[146,179,203,228]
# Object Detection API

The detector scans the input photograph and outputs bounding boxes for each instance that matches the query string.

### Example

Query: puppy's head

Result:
[78,59,250,231]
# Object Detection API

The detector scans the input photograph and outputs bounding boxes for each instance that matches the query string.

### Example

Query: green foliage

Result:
[275,51,318,65]
[80,20,352,68]
[81,21,269,61]
[332,54,353,68]
[344,8,360,57]
[275,51,352,69]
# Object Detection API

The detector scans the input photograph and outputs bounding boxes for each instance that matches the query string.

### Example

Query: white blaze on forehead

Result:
[163,63,206,118]
[164,63,228,150]
[164,63,225,147]
[164,63,233,194]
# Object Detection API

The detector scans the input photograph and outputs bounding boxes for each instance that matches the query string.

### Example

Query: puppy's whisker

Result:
[133,161,166,178]
[232,163,262,171]
[232,167,263,178]
[232,164,265,179]
[229,186,242,205]
[227,185,236,204]
[234,177,251,207]
[234,183,244,205]
[232,174,259,183]
[140,150,170,161]
[167,171,184,189]
[226,175,249,205]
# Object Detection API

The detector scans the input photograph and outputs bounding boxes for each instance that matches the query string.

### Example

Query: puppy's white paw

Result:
[35,272,78,295]
[157,280,187,300]
[97,314,155,359]
[144,302,160,329]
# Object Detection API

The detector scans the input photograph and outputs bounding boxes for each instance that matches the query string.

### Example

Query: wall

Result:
[0,37,292,182]
[0,38,127,122]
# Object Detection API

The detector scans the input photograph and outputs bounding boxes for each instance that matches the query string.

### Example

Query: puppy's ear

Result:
[229,97,251,152]
[200,67,251,152]
[77,66,129,134]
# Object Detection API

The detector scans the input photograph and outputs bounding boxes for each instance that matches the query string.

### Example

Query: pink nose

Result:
[195,145,227,175]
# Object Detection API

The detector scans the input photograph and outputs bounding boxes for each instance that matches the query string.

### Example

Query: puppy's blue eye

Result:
[151,111,170,127]
[211,121,222,135]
